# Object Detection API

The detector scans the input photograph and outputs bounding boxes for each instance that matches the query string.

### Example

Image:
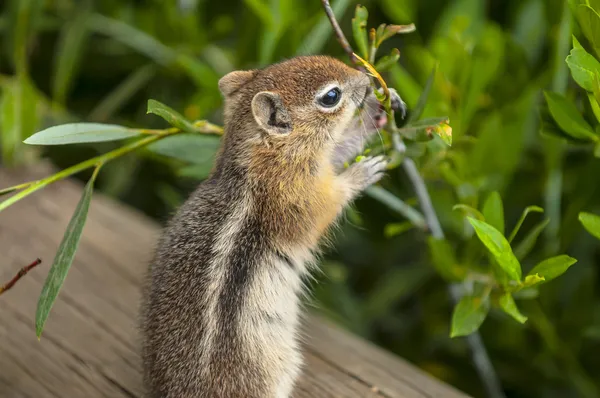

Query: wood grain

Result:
[0,164,470,398]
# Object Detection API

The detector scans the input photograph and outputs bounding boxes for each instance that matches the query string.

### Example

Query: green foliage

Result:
[36,165,99,338]
[3,0,600,397]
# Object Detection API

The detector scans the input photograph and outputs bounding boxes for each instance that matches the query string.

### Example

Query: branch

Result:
[321,0,357,64]
[0,259,42,295]
[318,2,506,397]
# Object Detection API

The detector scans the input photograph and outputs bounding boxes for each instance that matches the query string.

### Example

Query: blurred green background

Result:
[2,0,600,397]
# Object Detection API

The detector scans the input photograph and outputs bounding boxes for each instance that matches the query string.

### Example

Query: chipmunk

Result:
[141,55,405,398]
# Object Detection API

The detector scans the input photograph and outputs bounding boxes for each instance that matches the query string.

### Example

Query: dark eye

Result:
[318,87,341,108]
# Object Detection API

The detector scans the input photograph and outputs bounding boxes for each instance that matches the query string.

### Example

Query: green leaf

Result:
[147,134,221,164]
[527,255,578,284]
[384,221,414,238]
[450,294,490,337]
[499,293,528,323]
[566,45,600,92]
[365,186,426,229]
[453,204,485,220]
[468,217,522,281]
[374,48,400,72]
[147,99,197,133]
[508,205,544,243]
[514,218,550,260]
[593,72,600,106]
[399,117,450,143]
[24,123,140,145]
[427,237,467,281]
[520,273,546,288]
[297,0,352,55]
[576,5,600,53]
[406,64,437,124]
[352,5,369,60]
[52,9,90,104]
[377,23,416,44]
[544,91,597,141]
[482,191,505,235]
[1,76,39,164]
[579,211,600,239]
[588,93,600,124]
[178,162,215,181]
[36,167,99,338]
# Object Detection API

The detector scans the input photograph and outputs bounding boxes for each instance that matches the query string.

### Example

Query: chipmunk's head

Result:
[219,56,371,149]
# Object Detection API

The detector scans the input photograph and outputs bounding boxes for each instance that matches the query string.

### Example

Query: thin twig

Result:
[318,2,505,396]
[0,259,42,295]
[321,0,357,64]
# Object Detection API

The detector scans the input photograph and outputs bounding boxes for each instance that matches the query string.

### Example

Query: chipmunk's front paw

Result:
[345,155,388,191]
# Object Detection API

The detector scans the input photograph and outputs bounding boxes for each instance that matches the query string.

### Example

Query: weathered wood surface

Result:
[0,164,470,398]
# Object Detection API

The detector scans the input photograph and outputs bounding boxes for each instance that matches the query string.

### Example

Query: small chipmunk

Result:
[141,55,405,398]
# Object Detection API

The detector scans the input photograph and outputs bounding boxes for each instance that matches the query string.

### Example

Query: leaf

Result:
[36,167,99,338]
[24,123,140,145]
[453,204,485,220]
[589,93,600,124]
[352,5,369,60]
[406,64,437,124]
[482,191,505,235]
[399,117,450,143]
[1,76,39,163]
[527,255,578,284]
[147,99,197,133]
[499,293,528,323]
[566,45,600,92]
[579,211,600,239]
[147,134,221,164]
[377,23,416,44]
[508,205,544,243]
[468,217,522,281]
[427,237,467,281]
[374,48,400,72]
[594,72,600,106]
[544,91,597,141]
[297,0,353,55]
[576,5,600,53]
[365,186,426,229]
[450,294,490,337]
[384,221,414,238]
[52,8,90,104]
[520,273,546,288]
[178,161,215,180]
[514,218,550,260]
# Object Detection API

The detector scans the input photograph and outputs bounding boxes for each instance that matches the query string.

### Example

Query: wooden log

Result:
[0,164,470,398]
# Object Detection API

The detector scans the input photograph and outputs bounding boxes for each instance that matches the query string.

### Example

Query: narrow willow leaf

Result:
[148,134,221,164]
[147,99,197,133]
[508,205,544,243]
[427,237,466,281]
[527,255,577,284]
[589,93,600,124]
[468,217,522,281]
[544,91,597,141]
[1,76,39,163]
[566,45,600,92]
[407,64,437,123]
[514,218,550,260]
[453,204,485,220]
[24,123,140,145]
[377,23,416,44]
[579,211,600,240]
[352,5,369,60]
[36,167,100,338]
[450,294,490,337]
[482,191,505,235]
[374,48,400,72]
[499,293,528,323]
[52,9,90,104]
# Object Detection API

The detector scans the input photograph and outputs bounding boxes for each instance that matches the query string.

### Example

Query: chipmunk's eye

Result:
[318,87,341,108]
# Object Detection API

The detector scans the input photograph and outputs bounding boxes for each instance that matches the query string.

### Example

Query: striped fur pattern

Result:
[141,56,392,397]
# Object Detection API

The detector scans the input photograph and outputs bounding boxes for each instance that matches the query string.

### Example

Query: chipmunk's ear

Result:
[251,91,292,135]
[218,70,256,97]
